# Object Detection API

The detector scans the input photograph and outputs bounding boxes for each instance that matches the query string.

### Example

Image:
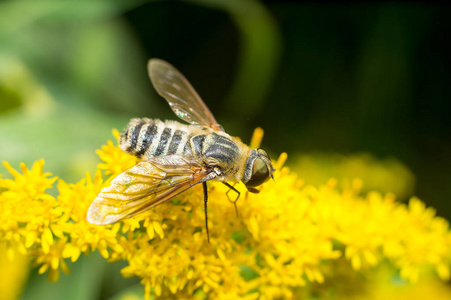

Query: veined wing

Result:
[148,59,224,132]
[87,159,214,225]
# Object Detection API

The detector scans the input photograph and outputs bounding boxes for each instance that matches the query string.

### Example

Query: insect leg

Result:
[202,182,210,244]
[223,182,240,217]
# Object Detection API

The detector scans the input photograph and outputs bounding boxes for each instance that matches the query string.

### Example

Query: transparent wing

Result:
[148,59,224,132]
[87,159,213,225]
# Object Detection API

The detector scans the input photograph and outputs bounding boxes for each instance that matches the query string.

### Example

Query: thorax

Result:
[191,131,249,182]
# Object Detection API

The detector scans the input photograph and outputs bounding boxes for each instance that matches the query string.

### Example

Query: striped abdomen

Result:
[120,118,194,158]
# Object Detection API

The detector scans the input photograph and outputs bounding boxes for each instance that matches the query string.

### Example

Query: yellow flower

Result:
[0,129,450,299]
[96,129,139,176]
[34,238,70,282]
[293,152,415,199]
[0,160,59,254]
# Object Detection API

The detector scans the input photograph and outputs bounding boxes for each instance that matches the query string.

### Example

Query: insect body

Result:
[121,118,248,183]
[87,59,274,240]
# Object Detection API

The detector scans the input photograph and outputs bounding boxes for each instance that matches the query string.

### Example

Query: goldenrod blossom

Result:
[0,129,450,299]
[294,153,415,199]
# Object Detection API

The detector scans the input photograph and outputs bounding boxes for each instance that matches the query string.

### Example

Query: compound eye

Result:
[257,149,269,157]
[245,158,269,188]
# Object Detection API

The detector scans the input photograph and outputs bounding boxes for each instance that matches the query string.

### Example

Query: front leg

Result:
[223,182,240,217]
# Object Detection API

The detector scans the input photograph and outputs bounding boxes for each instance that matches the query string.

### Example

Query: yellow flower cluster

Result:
[0,129,450,299]
[294,153,415,199]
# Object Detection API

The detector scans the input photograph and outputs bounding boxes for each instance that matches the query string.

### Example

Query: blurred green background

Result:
[0,1,450,299]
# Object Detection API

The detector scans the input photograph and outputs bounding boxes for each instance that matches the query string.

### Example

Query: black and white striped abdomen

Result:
[120,118,193,158]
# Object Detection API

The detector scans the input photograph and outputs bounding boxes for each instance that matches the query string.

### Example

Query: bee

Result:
[87,59,275,241]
